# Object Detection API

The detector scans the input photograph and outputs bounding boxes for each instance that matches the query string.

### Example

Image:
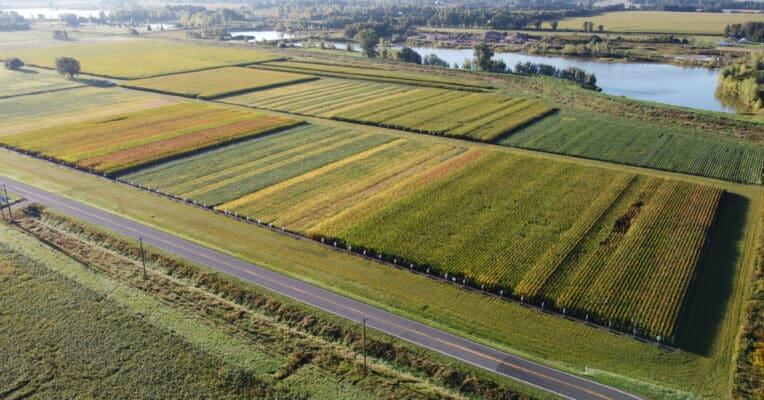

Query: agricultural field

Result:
[121,124,722,341]
[223,79,555,141]
[120,124,445,207]
[0,86,175,136]
[0,209,536,400]
[558,11,764,34]
[253,60,494,90]
[122,67,318,99]
[0,66,82,98]
[0,39,282,79]
[0,102,299,174]
[500,110,764,184]
[1,148,756,400]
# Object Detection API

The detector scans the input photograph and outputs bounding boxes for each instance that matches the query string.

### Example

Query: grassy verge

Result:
[3,206,554,400]
[0,148,759,399]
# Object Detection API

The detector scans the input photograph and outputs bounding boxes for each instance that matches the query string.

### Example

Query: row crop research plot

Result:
[0,102,301,175]
[117,123,725,342]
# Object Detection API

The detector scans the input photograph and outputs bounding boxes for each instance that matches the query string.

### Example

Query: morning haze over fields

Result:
[0,1,762,399]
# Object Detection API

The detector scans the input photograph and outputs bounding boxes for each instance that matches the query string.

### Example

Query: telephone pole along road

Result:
[1,176,641,400]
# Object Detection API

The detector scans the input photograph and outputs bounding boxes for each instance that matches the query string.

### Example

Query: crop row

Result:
[121,125,398,206]
[122,67,317,99]
[0,102,299,175]
[501,110,764,184]
[222,78,413,118]
[253,60,493,90]
[333,88,556,142]
[119,123,723,340]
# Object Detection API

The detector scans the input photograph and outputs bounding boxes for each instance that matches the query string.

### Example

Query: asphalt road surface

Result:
[2,176,642,400]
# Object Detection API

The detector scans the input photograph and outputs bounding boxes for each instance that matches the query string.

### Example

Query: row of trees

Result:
[3,56,80,79]
[724,22,764,43]
[717,55,763,112]
[0,11,29,31]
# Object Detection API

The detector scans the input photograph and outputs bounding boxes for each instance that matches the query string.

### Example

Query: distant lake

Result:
[229,31,294,42]
[2,8,105,19]
[404,47,735,113]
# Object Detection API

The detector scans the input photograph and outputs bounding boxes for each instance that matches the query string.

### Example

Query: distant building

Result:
[719,40,730,46]
[738,38,751,44]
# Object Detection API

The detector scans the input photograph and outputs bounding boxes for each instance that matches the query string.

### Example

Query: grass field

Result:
[0,39,282,79]
[223,79,554,142]
[499,110,764,184]
[0,102,299,174]
[253,60,494,90]
[558,11,764,34]
[122,67,318,99]
[0,207,553,400]
[0,67,82,98]
[0,87,175,136]
[123,125,722,341]
[1,147,758,399]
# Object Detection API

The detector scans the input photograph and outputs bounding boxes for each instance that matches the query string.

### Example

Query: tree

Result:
[354,28,378,57]
[598,24,604,32]
[129,28,140,36]
[55,57,81,78]
[398,47,422,64]
[473,42,494,71]
[53,30,69,40]
[4,57,23,70]
[550,20,558,31]
[582,21,589,31]
[533,19,542,30]
[423,53,449,68]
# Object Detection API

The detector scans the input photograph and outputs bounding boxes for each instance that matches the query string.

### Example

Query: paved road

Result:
[2,176,641,400]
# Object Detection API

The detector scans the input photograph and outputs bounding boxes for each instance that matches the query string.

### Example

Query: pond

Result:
[228,30,294,43]
[404,46,735,113]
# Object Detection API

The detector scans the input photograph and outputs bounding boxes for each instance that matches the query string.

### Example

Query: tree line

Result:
[0,11,29,31]
[724,22,764,43]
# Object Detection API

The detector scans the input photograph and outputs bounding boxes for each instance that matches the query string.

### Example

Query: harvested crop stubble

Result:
[122,67,317,99]
[0,102,299,174]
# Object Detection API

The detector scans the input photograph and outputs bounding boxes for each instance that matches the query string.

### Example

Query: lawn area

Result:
[0,39,282,79]
[0,102,300,174]
[0,66,82,97]
[499,109,764,184]
[0,147,758,400]
[558,11,764,34]
[0,86,175,136]
[122,67,318,99]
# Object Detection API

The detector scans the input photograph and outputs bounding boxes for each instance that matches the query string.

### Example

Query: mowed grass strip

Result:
[0,102,300,175]
[0,39,282,79]
[121,125,394,206]
[122,67,318,99]
[253,60,493,90]
[0,67,82,98]
[0,87,176,136]
[500,110,764,184]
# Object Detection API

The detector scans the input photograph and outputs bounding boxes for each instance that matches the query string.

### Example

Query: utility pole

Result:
[139,237,147,279]
[362,317,367,371]
[3,185,12,224]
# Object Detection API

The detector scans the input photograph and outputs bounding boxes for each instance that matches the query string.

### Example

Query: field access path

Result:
[0,176,641,400]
